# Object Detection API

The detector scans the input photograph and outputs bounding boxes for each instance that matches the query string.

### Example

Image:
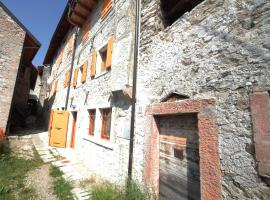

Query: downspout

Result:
[128,0,141,179]
[65,27,79,110]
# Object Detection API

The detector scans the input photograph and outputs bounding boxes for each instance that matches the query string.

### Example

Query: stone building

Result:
[44,0,135,184]
[43,0,270,199]
[0,2,40,134]
[132,0,270,200]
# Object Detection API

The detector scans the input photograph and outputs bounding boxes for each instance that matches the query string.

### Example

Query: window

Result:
[101,108,112,140]
[77,66,83,84]
[88,109,96,136]
[101,0,113,18]
[64,70,70,88]
[93,36,114,77]
[100,49,107,73]
[161,0,204,27]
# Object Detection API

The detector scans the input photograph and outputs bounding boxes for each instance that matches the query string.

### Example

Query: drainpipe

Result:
[65,27,79,110]
[128,0,141,180]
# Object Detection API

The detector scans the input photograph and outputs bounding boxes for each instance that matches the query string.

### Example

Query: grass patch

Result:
[91,180,150,200]
[50,165,74,200]
[0,146,43,200]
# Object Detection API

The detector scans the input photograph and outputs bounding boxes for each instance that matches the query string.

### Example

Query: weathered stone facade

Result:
[46,0,135,184]
[0,5,25,132]
[133,0,270,199]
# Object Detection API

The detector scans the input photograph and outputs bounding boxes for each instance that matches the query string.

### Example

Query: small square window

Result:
[88,109,96,136]
[101,108,112,140]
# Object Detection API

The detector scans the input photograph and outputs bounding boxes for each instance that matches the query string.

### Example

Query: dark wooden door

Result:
[159,114,200,200]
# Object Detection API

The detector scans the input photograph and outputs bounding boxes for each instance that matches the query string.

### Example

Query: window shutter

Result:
[67,35,73,55]
[91,51,97,78]
[106,36,114,70]
[64,73,67,88]
[101,0,113,18]
[64,70,70,88]
[81,60,88,83]
[73,69,78,88]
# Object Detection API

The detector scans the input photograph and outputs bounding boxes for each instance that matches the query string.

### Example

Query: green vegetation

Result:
[0,146,43,200]
[91,180,150,200]
[50,165,74,200]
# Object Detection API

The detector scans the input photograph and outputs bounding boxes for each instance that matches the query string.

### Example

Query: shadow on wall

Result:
[36,93,56,131]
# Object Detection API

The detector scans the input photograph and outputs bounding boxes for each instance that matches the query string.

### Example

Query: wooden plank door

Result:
[159,114,200,200]
[49,111,69,148]
[70,112,77,149]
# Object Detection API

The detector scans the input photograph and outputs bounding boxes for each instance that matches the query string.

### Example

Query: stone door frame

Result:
[144,98,221,200]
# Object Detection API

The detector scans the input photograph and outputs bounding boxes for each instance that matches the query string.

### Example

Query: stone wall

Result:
[134,0,270,199]
[0,6,25,132]
[47,0,135,184]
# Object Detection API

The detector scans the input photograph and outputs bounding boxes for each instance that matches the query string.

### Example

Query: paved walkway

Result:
[31,131,92,200]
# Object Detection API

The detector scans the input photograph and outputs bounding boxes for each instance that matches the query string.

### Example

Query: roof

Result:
[43,3,72,64]
[0,1,41,47]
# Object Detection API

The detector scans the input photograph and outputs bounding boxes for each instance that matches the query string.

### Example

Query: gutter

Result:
[65,27,79,110]
[128,0,141,179]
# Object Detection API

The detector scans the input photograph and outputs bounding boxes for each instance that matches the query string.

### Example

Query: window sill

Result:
[83,135,113,150]
[93,70,110,79]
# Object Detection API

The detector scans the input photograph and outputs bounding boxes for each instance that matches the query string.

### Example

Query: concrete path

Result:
[31,131,92,200]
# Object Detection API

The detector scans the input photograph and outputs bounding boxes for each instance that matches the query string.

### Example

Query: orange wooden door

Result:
[70,112,77,149]
[49,111,69,148]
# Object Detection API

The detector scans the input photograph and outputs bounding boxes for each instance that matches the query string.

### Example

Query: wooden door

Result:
[159,114,200,200]
[49,111,69,148]
[70,112,77,149]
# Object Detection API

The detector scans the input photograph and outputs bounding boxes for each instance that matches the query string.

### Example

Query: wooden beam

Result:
[68,18,83,28]
[72,9,88,20]
[77,1,92,11]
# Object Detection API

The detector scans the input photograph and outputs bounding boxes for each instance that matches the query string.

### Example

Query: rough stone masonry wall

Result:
[0,6,25,132]
[134,0,270,199]
[47,0,135,184]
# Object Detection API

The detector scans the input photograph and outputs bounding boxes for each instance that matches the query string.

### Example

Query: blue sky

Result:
[1,0,67,65]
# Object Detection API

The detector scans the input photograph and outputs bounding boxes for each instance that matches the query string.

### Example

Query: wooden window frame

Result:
[100,49,107,73]
[88,109,96,136]
[101,108,112,140]
[98,36,113,74]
